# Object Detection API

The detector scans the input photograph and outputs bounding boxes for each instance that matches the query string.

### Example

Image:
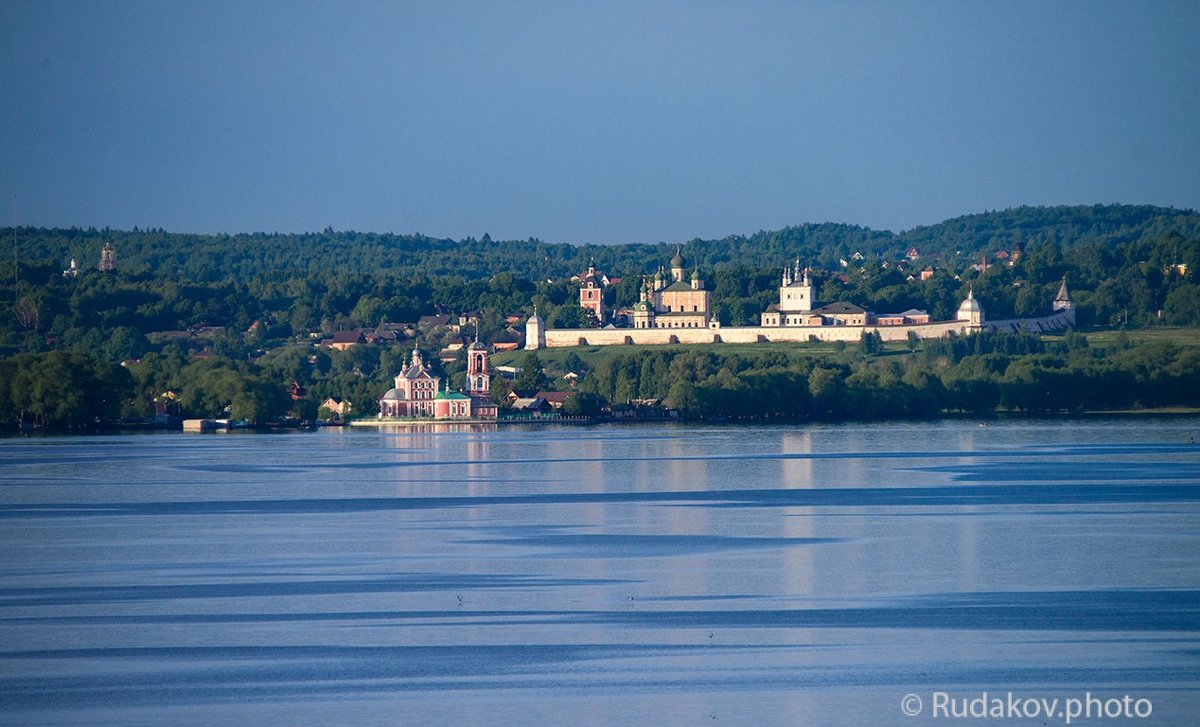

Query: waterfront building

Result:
[465,338,499,419]
[378,346,496,420]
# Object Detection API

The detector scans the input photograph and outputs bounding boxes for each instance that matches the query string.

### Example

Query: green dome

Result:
[670,247,685,267]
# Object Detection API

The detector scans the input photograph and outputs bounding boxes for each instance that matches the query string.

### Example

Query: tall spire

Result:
[1055,277,1071,302]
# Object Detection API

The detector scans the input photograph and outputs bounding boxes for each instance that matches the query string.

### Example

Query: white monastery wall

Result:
[535,310,1071,349]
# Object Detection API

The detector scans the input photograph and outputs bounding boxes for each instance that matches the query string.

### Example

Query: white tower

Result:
[957,287,985,327]
[1053,278,1075,325]
[778,260,813,314]
[524,305,545,350]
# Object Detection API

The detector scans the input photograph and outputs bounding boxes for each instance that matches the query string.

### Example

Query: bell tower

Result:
[466,338,490,398]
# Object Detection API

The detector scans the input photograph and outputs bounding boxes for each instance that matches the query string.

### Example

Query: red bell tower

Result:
[578,258,606,324]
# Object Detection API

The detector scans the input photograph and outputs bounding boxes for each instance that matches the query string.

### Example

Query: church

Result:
[632,247,712,329]
[761,260,869,327]
[377,343,498,420]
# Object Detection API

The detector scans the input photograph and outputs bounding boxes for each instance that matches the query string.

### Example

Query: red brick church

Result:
[377,342,497,420]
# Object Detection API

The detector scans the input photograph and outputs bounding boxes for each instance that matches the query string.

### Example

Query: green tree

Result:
[563,351,587,374]
[1164,285,1200,325]
[562,391,605,416]
[859,330,883,355]
[548,304,598,329]
[515,352,549,393]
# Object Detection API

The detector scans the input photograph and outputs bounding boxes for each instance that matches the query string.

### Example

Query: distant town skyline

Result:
[2,1,1199,244]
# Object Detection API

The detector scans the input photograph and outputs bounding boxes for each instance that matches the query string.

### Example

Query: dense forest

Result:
[0,204,1199,428]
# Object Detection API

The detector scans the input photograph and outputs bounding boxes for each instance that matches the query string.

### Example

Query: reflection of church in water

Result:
[377,341,498,420]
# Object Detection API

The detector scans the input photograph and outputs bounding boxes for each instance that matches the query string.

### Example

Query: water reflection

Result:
[0,420,1198,725]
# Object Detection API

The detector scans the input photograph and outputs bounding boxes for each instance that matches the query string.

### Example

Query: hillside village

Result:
[1,205,1199,428]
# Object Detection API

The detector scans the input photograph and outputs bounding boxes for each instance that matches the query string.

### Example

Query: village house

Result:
[417,313,456,331]
[533,391,576,409]
[329,330,365,351]
[320,397,352,422]
[511,397,550,414]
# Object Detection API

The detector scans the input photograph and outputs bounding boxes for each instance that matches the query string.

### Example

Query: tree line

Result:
[1,331,1197,429]
[576,332,1200,420]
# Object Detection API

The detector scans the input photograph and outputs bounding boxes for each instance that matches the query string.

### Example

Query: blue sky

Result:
[2,1,1198,244]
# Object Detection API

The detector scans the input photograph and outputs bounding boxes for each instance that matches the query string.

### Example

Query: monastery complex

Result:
[526,249,1076,350]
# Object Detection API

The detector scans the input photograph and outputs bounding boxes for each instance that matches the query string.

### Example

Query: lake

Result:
[1,419,1199,725]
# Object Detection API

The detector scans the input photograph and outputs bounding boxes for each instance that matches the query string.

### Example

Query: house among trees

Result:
[366,325,400,345]
[533,391,576,409]
[329,330,365,350]
[417,313,455,331]
[320,397,352,422]
[511,396,550,414]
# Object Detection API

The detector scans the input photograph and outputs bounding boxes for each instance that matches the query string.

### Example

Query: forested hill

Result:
[6,204,1199,283]
[897,205,1200,260]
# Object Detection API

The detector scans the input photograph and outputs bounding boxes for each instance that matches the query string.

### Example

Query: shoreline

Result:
[4,407,1199,437]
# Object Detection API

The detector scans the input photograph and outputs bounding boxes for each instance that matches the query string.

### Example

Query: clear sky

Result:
[2,1,1198,244]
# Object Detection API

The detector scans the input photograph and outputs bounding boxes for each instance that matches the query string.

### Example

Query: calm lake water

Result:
[1,419,1199,725]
